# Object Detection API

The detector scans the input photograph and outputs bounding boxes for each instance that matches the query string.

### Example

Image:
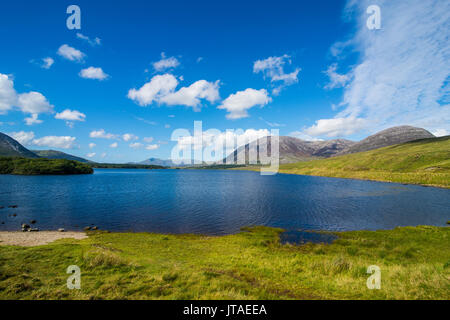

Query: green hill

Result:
[278,136,450,188]
[0,132,38,158]
[31,150,89,163]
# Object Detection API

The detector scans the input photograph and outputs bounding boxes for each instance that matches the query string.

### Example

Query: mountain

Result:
[338,126,435,155]
[138,158,178,167]
[279,135,450,188]
[0,132,39,158]
[222,126,436,165]
[222,136,355,164]
[31,150,90,163]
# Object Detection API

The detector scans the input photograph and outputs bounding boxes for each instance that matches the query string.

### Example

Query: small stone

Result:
[92,226,98,230]
[1,222,4,224]
[30,228,39,232]
[30,220,37,224]
[84,226,91,231]
[12,214,17,217]
[8,205,18,208]
[58,228,65,232]
[447,221,450,225]
[0,206,4,209]
[22,223,30,229]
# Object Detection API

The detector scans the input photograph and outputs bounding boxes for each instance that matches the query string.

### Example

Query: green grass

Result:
[0,157,93,175]
[276,137,450,188]
[0,226,448,300]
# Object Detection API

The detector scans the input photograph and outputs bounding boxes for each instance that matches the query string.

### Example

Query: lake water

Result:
[0,169,449,235]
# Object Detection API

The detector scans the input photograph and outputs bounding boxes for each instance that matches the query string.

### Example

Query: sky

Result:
[0,0,449,163]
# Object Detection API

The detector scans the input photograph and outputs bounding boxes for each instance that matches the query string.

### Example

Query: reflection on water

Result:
[0,169,449,235]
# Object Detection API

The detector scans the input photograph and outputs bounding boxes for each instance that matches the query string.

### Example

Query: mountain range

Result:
[0,126,439,165]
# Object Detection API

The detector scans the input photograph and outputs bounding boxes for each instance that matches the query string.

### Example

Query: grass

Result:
[243,136,450,188]
[0,226,448,300]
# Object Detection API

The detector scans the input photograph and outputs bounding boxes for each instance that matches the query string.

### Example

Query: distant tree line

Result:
[0,157,93,175]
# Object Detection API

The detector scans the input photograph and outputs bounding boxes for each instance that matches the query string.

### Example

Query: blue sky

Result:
[0,0,448,163]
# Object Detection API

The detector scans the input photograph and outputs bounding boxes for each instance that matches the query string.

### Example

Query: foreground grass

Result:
[266,136,450,188]
[0,226,449,300]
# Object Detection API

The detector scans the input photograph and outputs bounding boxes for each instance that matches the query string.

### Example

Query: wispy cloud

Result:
[76,33,101,46]
[253,54,300,95]
[57,44,85,62]
[302,0,450,138]
[152,52,180,72]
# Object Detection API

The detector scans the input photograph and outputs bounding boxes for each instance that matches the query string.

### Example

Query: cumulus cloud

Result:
[89,143,96,149]
[41,57,54,69]
[24,114,43,125]
[86,152,96,158]
[110,142,118,148]
[90,129,117,139]
[32,136,77,149]
[253,54,300,95]
[122,133,138,142]
[0,74,18,114]
[145,144,159,150]
[218,88,271,120]
[152,52,180,72]
[55,109,86,121]
[79,67,109,80]
[129,142,143,149]
[128,74,220,111]
[9,131,35,145]
[303,0,450,138]
[0,74,54,117]
[76,33,101,46]
[57,44,85,62]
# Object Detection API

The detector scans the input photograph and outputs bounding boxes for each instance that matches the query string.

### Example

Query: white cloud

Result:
[55,109,86,121]
[289,131,323,141]
[86,152,96,158]
[122,133,138,142]
[0,74,55,116]
[305,0,450,137]
[145,144,159,150]
[17,92,54,114]
[152,52,180,72]
[57,44,85,62]
[32,136,77,149]
[218,88,271,120]
[323,63,351,89]
[143,137,154,143]
[128,74,220,111]
[76,33,101,46]
[9,131,35,145]
[24,114,43,125]
[159,80,220,111]
[129,142,143,149]
[196,57,204,63]
[432,129,449,137]
[304,117,367,137]
[128,74,179,106]
[110,142,118,148]
[89,143,96,149]
[90,129,117,139]
[41,57,54,69]
[79,67,109,80]
[0,74,18,114]
[253,54,300,94]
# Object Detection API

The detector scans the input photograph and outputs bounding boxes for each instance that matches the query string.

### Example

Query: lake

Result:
[0,169,449,235]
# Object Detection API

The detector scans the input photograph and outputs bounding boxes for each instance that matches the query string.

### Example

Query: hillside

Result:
[223,136,355,164]
[0,132,38,158]
[277,136,450,188]
[32,150,90,163]
[222,126,434,165]
[338,126,435,155]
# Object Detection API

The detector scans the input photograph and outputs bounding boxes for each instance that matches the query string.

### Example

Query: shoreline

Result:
[0,231,87,246]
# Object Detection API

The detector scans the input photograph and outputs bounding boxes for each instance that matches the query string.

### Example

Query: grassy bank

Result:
[242,136,449,188]
[0,226,448,300]
[0,157,93,175]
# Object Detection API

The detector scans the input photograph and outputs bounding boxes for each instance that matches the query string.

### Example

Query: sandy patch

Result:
[0,231,88,246]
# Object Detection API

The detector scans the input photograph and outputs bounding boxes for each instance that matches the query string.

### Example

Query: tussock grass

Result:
[0,226,448,300]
